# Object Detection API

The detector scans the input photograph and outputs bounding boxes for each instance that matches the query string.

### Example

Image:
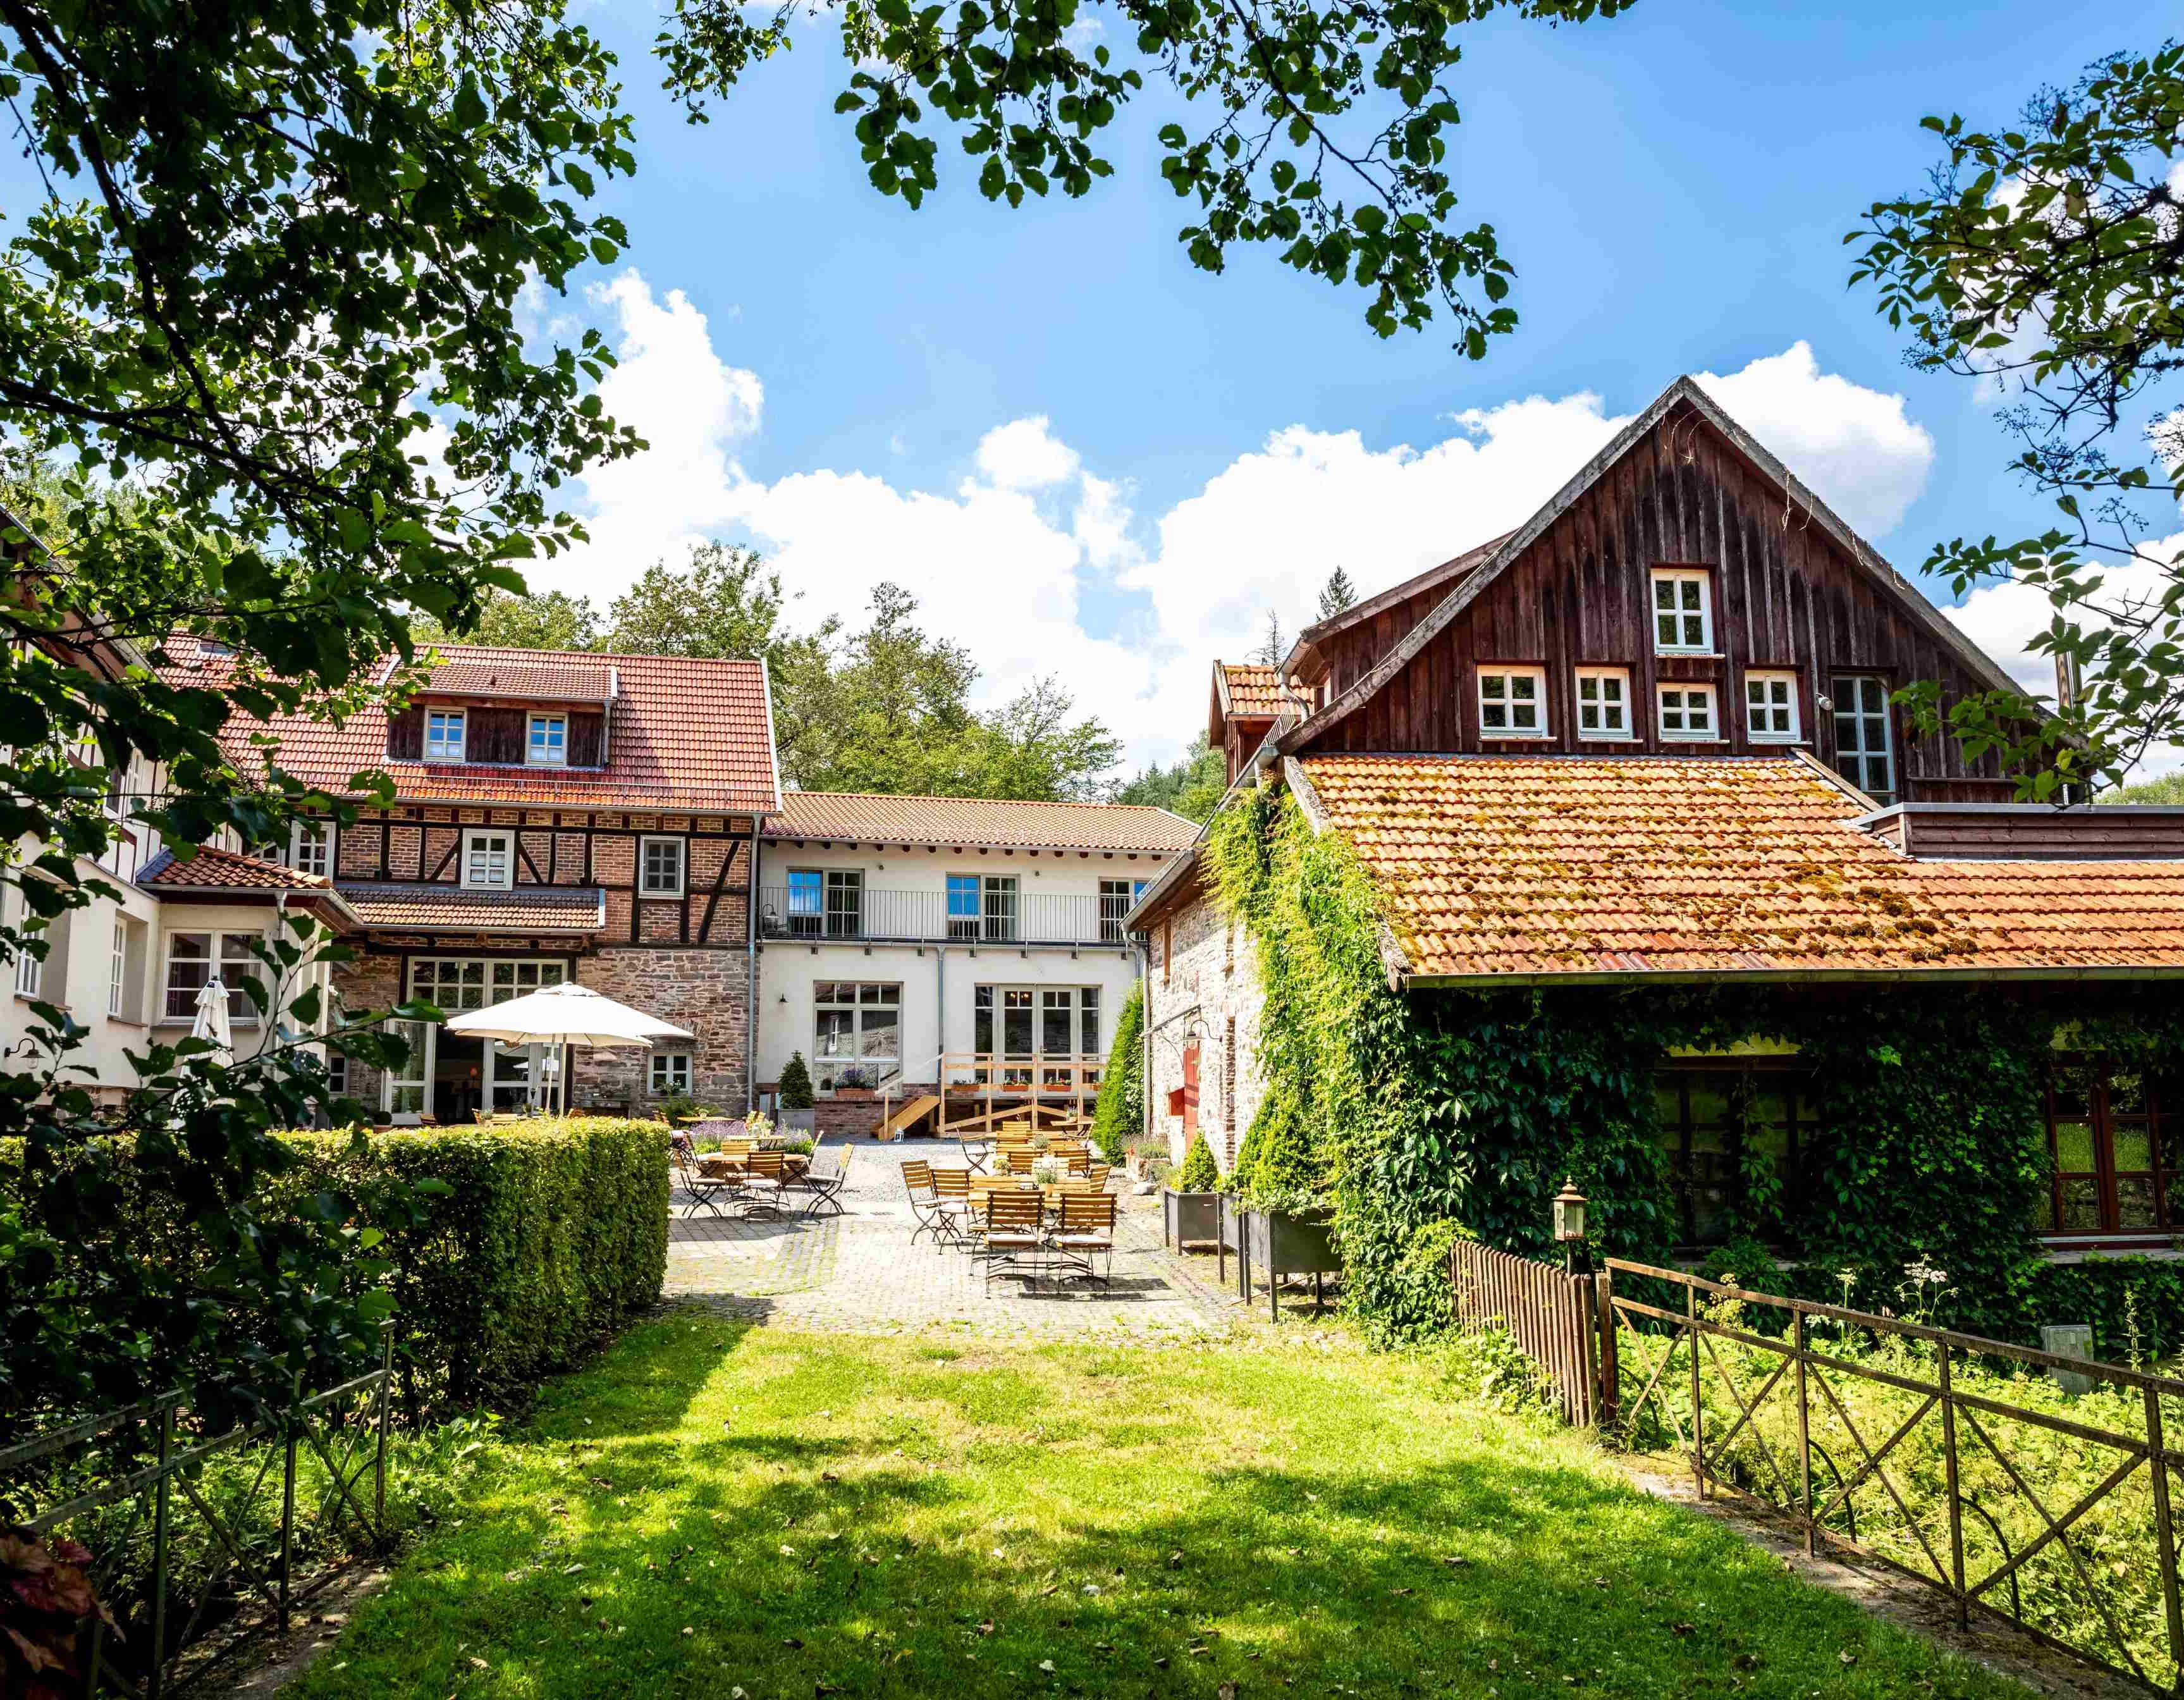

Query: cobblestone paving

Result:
[665,1142,1237,1341]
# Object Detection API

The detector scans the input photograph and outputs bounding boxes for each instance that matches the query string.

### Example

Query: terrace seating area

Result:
[672,1118,849,1220]
[900,1126,1121,1292]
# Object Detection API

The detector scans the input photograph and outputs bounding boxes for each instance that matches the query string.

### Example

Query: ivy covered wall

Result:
[1204,783,2184,1354]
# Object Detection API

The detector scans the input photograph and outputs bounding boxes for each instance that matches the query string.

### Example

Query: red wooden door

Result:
[1182,1041,1200,1136]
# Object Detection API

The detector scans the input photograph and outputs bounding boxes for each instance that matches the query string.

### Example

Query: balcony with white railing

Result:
[758,887,1134,947]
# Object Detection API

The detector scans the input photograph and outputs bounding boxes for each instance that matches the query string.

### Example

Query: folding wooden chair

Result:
[929,1166,975,1247]
[982,1190,1048,1292]
[739,1148,788,1220]
[1004,1149,1038,1176]
[902,1160,950,1245]
[795,1143,852,1217]
[1050,1191,1118,1286]
[674,1143,736,1219]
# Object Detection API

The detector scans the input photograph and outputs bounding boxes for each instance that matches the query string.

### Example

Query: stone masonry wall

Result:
[1144,877,1266,1174]
[575,947,749,1112]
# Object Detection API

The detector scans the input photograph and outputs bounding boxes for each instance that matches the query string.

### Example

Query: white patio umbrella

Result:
[443,983,694,1116]
[188,976,235,1067]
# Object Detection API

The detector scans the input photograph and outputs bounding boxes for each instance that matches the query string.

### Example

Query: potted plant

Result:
[831,1063,876,1101]
[777,1052,816,1135]
[1234,1104,1339,1320]
[1031,1152,1065,1188]
[1163,1131,1220,1254]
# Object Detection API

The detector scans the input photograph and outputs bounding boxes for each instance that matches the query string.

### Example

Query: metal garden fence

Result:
[1,1331,395,1698]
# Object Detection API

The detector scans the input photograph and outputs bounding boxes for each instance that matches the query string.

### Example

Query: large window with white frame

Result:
[109,918,127,1016]
[639,835,685,897]
[649,1052,693,1097]
[1831,675,1895,800]
[1477,665,1549,737]
[162,930,264,1023]
[385,958,570,1118]
[424,708,467,761]
[1656,683,1719,741]
[1574,667,1631,739]
[1651,568,1714,654]
[812,980,900,1092]
[462,828,515,890]
[526,712,567,765]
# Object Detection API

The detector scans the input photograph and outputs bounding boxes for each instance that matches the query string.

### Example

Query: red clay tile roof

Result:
[335,884,606,933]
[1218,663,1295,720]
[1296,754,2184,980]
[159,641,780,814]
[766,791,1199,853]
[416,658,614,703]
[140,845,331,891]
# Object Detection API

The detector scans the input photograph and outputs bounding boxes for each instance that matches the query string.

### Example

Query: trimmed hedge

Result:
[291,1119,667,1411]
[7,1119,668,1419]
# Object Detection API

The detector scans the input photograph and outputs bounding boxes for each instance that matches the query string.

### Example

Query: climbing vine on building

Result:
[1203,780,2184,1350]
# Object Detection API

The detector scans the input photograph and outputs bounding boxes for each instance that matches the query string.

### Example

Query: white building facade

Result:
[752,792,1196,1138]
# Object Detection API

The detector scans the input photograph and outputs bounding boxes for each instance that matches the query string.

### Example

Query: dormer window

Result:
[1652,569,1713,654]
[527,713,567,766]
[425,708,466,761]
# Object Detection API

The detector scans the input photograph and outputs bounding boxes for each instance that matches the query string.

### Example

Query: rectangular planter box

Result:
[1217,1194,1249,1295]
[778,1107,816,1135]
[1242,1209,1340,1321]
[1163,1190,1219,1252]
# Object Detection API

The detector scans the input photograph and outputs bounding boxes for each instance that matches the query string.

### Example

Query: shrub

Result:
[1174,1133,1218,1192]
[5,1121,669,1423]
[282,1119,668,1415]
[1089,985,1145,1164]
[778,1052,815,1111]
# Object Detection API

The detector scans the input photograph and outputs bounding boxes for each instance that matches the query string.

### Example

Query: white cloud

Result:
[1692,342,1935,537]
[529,276,1946,771]
[974,416,1080,490]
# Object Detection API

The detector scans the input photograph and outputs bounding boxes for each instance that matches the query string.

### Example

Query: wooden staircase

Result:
[878,1093,940,1141]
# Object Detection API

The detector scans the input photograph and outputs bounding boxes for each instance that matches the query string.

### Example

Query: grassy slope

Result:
[286,1312,2026,1699]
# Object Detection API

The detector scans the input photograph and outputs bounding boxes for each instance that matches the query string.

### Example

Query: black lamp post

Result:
[1553,1176,1589,1276]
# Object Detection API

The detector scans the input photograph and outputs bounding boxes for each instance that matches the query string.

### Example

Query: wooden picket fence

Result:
[1448,1238,1607,1426]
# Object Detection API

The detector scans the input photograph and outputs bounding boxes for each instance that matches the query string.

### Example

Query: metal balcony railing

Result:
[758,887,1131,945]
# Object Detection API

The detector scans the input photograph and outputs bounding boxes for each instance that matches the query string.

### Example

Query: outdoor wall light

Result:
[1552,1177,1588,1274]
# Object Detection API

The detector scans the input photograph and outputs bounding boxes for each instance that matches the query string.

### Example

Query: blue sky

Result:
[514,0,2178,772]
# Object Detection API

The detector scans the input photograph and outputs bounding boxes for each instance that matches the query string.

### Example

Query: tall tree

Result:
[601,541,826,663]
[1318,567,1359,621]
[1117,736,1228,820]
[1851,44,2184,796]
[1255,609,1287,666]
[412,589,604,653]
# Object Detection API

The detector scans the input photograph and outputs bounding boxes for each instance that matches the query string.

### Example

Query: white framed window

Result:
[1656,684,1719,741]
[526,713,567,765]
[14,938,41,999]
[1477,665,1549,737]
[324,1048,348,1097]
[813,981,901,1092]
[1651,569,1713,654]
[1832,675,1896,799]
[463,828,514,890]
[108,919,126,1016]
[424,708,466,761]
[1574,667,1631,739]
[640,836,685,897]
[289,818,334,878]
[162,930,264,1023]
[649,1052,693,1096]
[1745,672,1800,743]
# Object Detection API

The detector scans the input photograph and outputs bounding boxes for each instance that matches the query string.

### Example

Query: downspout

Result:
[936,942,945,1106]
[745,816,759,1115]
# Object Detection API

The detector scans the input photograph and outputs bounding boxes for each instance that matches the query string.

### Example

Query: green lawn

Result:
[286,1310,2028,1699]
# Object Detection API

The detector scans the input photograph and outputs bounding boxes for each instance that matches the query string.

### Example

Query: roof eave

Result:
[1401,963,2184,990]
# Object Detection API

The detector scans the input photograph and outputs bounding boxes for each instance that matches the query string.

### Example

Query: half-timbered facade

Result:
[1131,377,2184,1257]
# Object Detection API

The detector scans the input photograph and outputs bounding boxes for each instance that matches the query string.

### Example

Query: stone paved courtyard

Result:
[665,1140,1243,1340]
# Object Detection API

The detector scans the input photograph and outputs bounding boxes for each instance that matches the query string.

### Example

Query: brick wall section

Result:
[332,952,404,1111]
[574,946,749,1111]
[1145,880,1266,1174]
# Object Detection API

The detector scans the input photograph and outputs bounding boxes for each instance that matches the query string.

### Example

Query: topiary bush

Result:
[1174,1131,1218,1192]
[777,1052,815,1111]
[1089,985,1144,1164]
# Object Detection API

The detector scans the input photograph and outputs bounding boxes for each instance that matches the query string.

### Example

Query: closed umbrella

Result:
[188,976,234,1068]
[443,983,693,1115]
